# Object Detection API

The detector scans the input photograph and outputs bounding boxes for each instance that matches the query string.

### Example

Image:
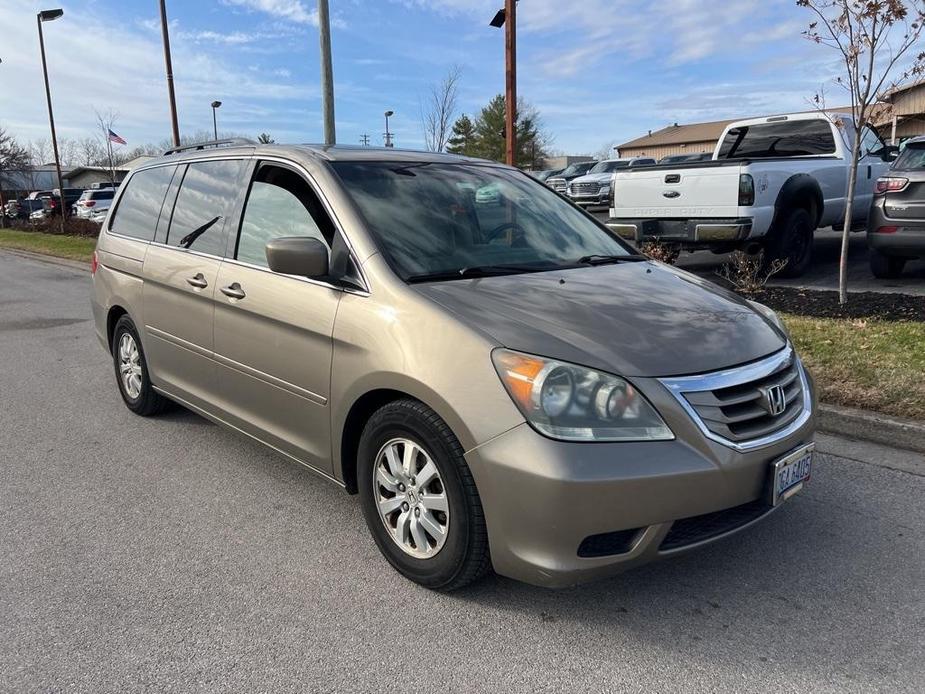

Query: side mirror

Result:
[265,237,329,278]
[875,145,900,162]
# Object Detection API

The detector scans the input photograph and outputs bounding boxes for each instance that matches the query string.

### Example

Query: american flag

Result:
[108,129,127,145]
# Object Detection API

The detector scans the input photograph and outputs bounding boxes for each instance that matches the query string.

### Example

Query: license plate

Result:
[771,444,814,506]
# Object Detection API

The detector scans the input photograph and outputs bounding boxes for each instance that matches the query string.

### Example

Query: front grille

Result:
[659,499,771,551]
[548,178,567,193]
[682,357,804,443]
[570,182,601,197]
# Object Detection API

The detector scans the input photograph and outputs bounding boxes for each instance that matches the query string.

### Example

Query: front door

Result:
[212,162,342,473]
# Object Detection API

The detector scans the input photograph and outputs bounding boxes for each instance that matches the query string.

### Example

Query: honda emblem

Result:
[763,385,787,416]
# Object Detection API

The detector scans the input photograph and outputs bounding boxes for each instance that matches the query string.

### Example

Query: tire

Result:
[764,207,814,278]
[869,248,907,279]
[111,315,171,416]
[357,399,491,591]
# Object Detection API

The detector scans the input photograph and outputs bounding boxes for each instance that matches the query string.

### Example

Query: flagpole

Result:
[107,134,114,187]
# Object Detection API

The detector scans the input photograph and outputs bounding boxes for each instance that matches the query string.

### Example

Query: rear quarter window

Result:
[894,144,925,170]
[108,166,177,241]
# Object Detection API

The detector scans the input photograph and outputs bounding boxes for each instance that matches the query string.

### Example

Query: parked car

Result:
[867,135,925,278]
[4,198,47,220]
[91,143,816,590]
[545,161,597,194]
[74,188,116,219]
[53,187,85,216]
[29,198,54,221]
[567,157,657,209]
[607,112,898,277]
[531,168,563,182]
[88,205,110,225]
[658,152,712,165]
[27,190,54,200]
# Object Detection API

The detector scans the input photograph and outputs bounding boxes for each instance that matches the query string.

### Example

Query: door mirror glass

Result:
[265,237,329,278]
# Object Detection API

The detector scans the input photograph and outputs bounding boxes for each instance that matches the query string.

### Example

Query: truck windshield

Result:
[894,142,925,169]
[589,161,630,174]
[717,119,836,159]
[331,162,632,281]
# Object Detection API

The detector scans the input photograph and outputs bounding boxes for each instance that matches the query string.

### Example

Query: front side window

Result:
[331,161,632,281]
[108,165,177,241]
[167,159,247,255]
[718,119,836,158]
[859,126,884,157]
[236,164,332,268]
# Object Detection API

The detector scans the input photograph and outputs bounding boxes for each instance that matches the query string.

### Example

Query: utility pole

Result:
[504,0,516,167]
[359,134,370,146]
[318,0,336,145]
[159,0,181,147]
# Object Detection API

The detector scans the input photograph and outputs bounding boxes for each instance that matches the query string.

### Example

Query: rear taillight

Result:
[48,199,57,208]
[90,250,99,275]
[85,200,96,207]
[875,177,909,195]
[873,226,899,234]
[738,174,755,206]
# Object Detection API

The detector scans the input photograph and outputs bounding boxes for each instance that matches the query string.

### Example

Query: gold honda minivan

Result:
[91,141,816,590]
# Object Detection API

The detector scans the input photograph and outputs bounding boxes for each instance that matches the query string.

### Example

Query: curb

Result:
[818,403,925,455]
[0,247,89,272]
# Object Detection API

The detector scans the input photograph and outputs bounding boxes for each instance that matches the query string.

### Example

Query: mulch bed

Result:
[738,286,924,322]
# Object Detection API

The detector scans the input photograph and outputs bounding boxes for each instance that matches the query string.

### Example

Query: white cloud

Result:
[221,0,319,26]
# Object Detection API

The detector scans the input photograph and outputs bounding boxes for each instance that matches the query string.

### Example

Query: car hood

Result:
[571,172,616,185]
[413,262,786,378]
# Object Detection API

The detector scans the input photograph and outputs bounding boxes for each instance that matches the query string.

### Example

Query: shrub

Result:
[717,251,787,294]
[638,240,680,265]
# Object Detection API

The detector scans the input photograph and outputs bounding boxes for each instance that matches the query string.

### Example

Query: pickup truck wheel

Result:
[869,248,907,279]
[765,208,814,278]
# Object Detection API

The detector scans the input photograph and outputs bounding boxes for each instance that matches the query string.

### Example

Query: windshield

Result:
[331,162,632,281]
[558,162,594,177]
[589,160,629,174]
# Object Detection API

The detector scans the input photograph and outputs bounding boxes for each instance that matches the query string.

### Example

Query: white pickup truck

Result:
[607,112,898,276]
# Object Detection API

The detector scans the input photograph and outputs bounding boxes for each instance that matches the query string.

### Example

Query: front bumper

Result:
[571,194,609,208]
[607,218,753,244]
[465,367,816,588]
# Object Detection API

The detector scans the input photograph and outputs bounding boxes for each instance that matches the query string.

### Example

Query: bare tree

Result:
[421,65,462,152]
[0,128,31,228]
[257,132,275,144]
[29,138,51,166]
[799,0,925,303]
[78,137,104,166]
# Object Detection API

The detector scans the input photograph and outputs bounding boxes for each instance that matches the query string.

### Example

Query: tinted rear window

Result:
[109,166,177,241]
[718,119,836,158]
[894,143,925,170]
[166,159,247,255]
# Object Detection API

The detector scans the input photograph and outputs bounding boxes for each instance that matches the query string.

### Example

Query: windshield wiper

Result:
[576,254,648,266]
[406,264,547,284]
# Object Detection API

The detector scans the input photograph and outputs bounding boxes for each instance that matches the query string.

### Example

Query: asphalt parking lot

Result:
[1,250,923,693]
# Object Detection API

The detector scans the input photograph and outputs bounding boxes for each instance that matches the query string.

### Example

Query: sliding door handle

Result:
[186,273,208,289]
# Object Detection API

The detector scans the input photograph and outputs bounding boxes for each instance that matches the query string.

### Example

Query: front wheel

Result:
[764,208,814,278]
[357,400,491,591]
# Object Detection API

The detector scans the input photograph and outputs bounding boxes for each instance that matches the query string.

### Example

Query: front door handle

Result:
[220,282,246,300]
[186,273,208,289]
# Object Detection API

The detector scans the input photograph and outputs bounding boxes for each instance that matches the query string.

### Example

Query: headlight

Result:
[746,300,788,336]
[600,185,610,194]
[492,349,674,442]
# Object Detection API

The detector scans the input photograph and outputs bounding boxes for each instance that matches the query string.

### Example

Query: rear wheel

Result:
[357,399,491,591]
[869,248,907,279]
[764,207,814,278]
[111,315,171,416]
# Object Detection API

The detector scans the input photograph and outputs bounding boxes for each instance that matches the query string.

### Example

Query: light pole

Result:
[384,110,394,148]
[489,0,517,167]
[37,8,65,234]
[159,0,181,147]
[211,101,222,140]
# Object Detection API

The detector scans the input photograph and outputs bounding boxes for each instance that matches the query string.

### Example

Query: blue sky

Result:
[0,0,878,156]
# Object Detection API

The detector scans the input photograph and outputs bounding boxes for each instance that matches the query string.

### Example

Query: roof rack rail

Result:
[162,138,256,156]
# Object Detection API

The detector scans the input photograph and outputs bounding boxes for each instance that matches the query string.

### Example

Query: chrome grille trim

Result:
[570,182,601,196]
[658,346,812,452]
[547,177,567,193]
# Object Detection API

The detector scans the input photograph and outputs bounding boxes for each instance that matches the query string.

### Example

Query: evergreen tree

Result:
[469,95,549,167]
[446,114,477,156]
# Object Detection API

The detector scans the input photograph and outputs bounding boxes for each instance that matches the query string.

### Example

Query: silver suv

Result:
[91,141,816,590]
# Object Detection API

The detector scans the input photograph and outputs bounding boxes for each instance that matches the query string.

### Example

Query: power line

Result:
[360,133,370,146]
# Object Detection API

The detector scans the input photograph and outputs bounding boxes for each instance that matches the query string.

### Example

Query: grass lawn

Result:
[0,228,96,263]
[784,314,925,420]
